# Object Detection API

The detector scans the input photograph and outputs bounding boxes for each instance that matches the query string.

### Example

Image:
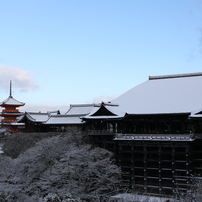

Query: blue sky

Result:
[0,0,202,113]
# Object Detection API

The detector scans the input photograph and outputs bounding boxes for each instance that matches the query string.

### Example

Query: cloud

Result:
[0,65,39,92]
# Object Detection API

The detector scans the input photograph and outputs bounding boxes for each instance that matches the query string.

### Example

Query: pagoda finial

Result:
[10,80,12,97]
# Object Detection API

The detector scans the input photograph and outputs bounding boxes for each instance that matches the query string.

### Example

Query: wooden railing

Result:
[114,133,195,141]
[2,119,18,123]
[2,109,19,113]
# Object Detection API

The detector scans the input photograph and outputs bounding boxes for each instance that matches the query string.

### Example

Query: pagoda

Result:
[0,81,25,133]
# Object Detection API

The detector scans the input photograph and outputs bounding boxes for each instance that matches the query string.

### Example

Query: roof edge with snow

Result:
[149,72,202,80]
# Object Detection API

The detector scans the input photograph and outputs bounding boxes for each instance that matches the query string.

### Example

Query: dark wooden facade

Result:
[85,113,202,196]
[18,113,48,132]
[85,113,198,134]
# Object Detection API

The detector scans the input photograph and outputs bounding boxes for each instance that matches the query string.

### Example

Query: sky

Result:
[0,0,202,113]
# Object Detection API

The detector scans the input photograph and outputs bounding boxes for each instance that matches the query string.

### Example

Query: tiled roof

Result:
[65,104,96,115]
[25,112,50,122]
[45,115,83,125]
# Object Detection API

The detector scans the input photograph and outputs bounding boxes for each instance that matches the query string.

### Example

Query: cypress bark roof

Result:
[111,72,202,115]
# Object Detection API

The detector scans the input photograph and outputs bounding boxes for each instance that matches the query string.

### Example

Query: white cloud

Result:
[0,65,39,92]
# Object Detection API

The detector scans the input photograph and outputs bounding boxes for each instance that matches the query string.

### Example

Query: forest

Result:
[0,130,121,202]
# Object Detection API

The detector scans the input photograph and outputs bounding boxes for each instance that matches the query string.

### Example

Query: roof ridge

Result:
[69,104,95,107]
[149,72,202,80]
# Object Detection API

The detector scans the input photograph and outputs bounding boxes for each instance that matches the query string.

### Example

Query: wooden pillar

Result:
[133,120,137,133]
[131,143,135,190]
[144,119,147,133]
[181,120,186,133]
[185,143,191,191]
[143,142,147,192]
[158,142,162,194]
[171,142,176,194]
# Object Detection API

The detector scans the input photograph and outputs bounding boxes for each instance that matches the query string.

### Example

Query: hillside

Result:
[0,131,121,202]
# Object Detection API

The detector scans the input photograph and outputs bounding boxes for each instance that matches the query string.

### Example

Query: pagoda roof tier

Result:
[0,112,24,116]
[1,123,25,126]
[0,96,25,107]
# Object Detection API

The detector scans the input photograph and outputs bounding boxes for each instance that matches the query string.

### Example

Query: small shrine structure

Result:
[0,81,25,133]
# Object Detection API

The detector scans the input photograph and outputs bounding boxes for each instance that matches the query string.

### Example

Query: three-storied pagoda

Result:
[0,81,25,133]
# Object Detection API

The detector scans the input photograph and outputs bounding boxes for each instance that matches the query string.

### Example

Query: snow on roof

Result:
[0,96,25,106]
[45,115,83,125]
[149,72,202,80]
[10,123,25,126]
[65,104,96,115]
[83,115,124,120]
[105,105,125,116]
[25,112,50,122]
[111,72,202,115]
[83,103,126,119]
[1,112,24,116]
[47,110,60,116]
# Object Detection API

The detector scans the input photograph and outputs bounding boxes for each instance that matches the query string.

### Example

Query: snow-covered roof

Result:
[20,110,61,123]
[82,103,126,120]
[23,112,50,122]
[0,112,24,116]
[0,96,25,106]
[1,122,25,126]
[111,72,202,115]
[45,115,83,125]
[43,104,98,125]
[65,104,97,115]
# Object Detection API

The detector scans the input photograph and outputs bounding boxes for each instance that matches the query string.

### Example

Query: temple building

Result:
[44,104,96,131]
[0,81,25,133]
[10,72,202,196]
[19,111,60,132]
[19,104,96,132]
[82,72,202,195]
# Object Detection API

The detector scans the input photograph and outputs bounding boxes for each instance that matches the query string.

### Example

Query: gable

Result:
[91,105,117,116]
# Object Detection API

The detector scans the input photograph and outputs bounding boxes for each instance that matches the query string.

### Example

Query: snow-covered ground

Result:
[0,144,4,154]
[110,193,173,202]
